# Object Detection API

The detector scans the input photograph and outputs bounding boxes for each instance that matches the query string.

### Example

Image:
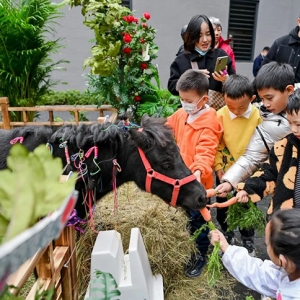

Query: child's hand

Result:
[194,170,201,183]
[215,182,233,197]
[210,229,230,253]
[236,190,250,203]
[215,169,225,181]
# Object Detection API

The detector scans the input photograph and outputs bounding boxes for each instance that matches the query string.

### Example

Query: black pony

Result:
[0,115,207,218]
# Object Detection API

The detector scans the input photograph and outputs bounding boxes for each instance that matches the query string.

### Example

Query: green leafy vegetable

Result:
[0,144,76,244]
[226,201,266,236]
[87,270,121,300]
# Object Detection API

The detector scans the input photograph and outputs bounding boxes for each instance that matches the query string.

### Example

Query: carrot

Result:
[199,207,212,222]
[206,196,238,209]
[206,188,218,198]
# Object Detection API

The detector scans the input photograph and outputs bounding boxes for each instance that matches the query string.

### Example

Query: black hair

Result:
[181,24,188,40]
[184,14,215,53]
[286,88,300,115]
[263,46,270,51]
[270,209,300,269]
[176,69,209,95]
[253,62,295,92]
[222,74,254,99]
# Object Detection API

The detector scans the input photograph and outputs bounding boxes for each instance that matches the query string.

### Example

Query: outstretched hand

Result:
[215,182,233,197]
[210,229,230,253]
[236,190,250,203]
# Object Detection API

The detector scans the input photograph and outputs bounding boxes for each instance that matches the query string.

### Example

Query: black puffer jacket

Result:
[168,48,235,96]
[262,26,300,83]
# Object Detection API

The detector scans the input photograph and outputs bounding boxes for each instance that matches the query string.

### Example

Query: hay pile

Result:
[76,182,237,300]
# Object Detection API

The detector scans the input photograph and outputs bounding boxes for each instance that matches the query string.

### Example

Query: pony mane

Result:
[139,116,173,148]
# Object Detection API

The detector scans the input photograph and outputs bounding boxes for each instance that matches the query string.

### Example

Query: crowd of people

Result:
[165,13,300,299]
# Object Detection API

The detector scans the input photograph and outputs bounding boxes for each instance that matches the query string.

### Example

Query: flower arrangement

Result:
[69,0,160,120]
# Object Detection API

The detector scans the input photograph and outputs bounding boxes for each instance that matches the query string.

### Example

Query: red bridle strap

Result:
[137,147,197,207]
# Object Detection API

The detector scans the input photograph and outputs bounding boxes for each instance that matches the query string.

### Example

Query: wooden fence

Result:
[6,226,78,300]
[0,97,118,129]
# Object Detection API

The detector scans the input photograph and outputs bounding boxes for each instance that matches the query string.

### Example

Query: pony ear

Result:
[141,114,150,126]
[129,128,152,150]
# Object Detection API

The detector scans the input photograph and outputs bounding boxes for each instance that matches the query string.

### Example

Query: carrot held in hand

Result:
[206,196,238,209]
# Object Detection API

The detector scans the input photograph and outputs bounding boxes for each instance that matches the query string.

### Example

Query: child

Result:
[216,62,294,194]
[214,74,262,254]
[167,69,223,278]
[210,208,300,299]
[235,89,300,217]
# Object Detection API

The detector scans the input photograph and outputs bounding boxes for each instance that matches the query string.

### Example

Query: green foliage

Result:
[0,0,68,121]
[68,0,159,121]
[226,201,266,236]
[0,144,76,244]
[0,286,54,299]
[87,270,121,300]
[37,90,96,106]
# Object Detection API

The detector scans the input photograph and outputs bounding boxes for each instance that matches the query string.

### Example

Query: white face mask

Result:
[180,96,205,114]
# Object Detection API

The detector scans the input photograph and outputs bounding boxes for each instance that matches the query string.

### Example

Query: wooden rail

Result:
[0,97,118,129]
[6,226,78,300]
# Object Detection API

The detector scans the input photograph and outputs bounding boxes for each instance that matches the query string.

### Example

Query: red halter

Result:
[137,147,197,207]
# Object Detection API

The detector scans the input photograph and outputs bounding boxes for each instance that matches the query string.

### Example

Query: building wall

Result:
[51,0,300,91]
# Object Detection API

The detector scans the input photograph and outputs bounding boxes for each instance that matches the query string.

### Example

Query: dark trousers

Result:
[216,177,254,241]
[186,209,210,255]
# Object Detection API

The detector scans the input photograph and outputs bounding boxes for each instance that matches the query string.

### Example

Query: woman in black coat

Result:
[168,14,235,110]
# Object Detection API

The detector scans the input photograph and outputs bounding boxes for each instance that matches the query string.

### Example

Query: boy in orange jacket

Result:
[167,69,223,278]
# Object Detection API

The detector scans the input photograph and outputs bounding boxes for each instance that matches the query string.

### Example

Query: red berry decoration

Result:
[123,34,132,43]
[123,47,131,54]
[134,95,141,102]
[140,63,148,70]
[142,23,148,28]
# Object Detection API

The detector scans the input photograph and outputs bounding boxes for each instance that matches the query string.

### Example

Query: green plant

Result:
[0,0,68,121]
[37,90,96,106]
[87,270,121,300]
[0,144,76,243]
[0,286,54,300]
[69,0,159,121]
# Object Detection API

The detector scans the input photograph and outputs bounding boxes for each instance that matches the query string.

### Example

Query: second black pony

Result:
[0,115,207,218]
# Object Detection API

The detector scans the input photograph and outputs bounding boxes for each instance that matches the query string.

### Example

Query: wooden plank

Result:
[1,121,97,127]
[22,111,27,123]
[53,246,68,281]
[7,106,116,112]
[36,244,54,279]
[6,247,47,295]
[26,279,51,300]
[49,111,54,122]
[0,97,11,129]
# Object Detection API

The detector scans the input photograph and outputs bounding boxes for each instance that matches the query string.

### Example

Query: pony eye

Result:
[162,163,172,170]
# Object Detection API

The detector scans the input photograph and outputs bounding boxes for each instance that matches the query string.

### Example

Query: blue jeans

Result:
[186,209,210,255]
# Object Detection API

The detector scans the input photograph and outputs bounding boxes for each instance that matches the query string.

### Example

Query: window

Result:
[121,0,131,9]
[228,0,259,61]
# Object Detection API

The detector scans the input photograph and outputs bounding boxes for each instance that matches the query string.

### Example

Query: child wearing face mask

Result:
[210,208,300,299]
[166,68,223,278]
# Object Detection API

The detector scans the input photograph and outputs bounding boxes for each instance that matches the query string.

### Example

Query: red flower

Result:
[123,34,132,43]
[143,12,151,20]
[140,63,148,70]
[122,16,128,21]
[121,31,126,36]
[142,23,148,28]
[127,15,135,23]
[140,38,145,44]
[133,17,139,23]
[134,95,141,102]
[123,47,131,54]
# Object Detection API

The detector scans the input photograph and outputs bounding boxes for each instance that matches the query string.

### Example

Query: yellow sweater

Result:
[214,105,262,172]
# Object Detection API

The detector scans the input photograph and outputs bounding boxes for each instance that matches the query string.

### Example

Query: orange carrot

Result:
[206,197,238,209]
[206,189,218,198]
[199,207,212,222]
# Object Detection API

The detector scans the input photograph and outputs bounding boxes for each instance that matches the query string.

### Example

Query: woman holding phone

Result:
[168,14,235,110]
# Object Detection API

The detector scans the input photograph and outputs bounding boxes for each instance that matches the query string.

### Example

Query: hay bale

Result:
[76,182,237,300]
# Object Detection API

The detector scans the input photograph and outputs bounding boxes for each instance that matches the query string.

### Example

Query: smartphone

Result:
[214,56,228,73]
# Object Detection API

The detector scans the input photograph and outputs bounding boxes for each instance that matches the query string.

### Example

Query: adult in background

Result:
[209,17,236,71]
[176,24,187,56]
[262,14,300,86]
[252,46,270,77]
[168,15,235,111]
